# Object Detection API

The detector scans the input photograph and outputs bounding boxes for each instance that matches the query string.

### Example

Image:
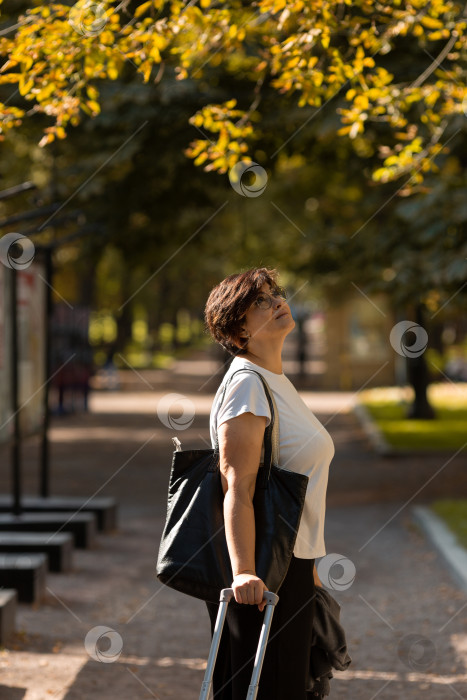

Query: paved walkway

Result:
[0,351,466,699]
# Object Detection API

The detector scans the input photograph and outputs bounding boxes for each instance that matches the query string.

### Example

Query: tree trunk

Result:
[406,302,436,419]
[296,315,307,379]
[430,320,444,355]
[78,263,96,307]
[147,274,166,352]
[115,276,133,355]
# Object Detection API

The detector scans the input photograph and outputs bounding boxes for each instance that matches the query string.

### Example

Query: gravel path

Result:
[0,352,466,699]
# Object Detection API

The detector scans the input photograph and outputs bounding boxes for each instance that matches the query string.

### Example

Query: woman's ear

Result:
[230,327,250,351]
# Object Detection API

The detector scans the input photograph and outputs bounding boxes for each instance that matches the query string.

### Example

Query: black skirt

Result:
[205,555,317,700]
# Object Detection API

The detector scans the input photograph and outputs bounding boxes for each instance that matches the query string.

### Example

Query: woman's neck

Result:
[241,347,284,375]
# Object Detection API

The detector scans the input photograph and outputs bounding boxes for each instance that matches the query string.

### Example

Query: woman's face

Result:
[238,282,295,349]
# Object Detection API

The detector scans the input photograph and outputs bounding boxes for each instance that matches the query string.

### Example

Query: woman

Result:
[204,267,335,699]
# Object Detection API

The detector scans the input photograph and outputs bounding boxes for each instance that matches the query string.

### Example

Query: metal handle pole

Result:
[199,589,235,700]
[199,589,279,700]
[246,592,279,700]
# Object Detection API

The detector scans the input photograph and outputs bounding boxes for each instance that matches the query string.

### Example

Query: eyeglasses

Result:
[251,287,287,310]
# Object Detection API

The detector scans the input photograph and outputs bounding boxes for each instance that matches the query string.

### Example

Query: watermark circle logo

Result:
[389,320,428,358]
[229,161,268,197]
[84,626,123,663]
[397,633,436,671]
[316,553,356,591]
[0,232,35,270]
[69,0,108,37]
[157,393,195,430]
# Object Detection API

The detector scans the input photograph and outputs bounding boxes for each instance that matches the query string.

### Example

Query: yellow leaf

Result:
[186,140,204,157]
[84,60,95,78]
[425,90,439,107]
[86,100,100,114]
[191,114,204,127]
[37,83,55,100]
[194,152,208,165]
[100,30,114,45]
[312,72,323,87]
[19,78,33,95]
[427,30,450,40]
[272,0,287,12]
[142,61,151,82]
[86,85,99,100]
[149,46,161,61]
[39,132,55,147]
[355,94,369,110]
[153,34,166,49]
[107,61,119,79]
[0,59,19,74]
[0,74,20,84]
[372,167,389,182]
[421,16,443,29]
[210,156,227,170]
[33,61,47,73]
[135,1,154,17]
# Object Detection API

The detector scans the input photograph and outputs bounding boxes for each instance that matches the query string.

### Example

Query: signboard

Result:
[0,265,12,443]
[0,263,46,443]
[17,265,46,436]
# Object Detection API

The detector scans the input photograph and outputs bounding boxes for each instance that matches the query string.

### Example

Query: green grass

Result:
[358,384,467,450]
[431,499,467,548]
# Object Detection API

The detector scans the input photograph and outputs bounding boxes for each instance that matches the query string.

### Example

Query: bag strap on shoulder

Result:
[213,367,280,475]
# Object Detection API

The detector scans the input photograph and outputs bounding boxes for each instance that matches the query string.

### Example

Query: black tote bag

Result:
[156,368,309,603]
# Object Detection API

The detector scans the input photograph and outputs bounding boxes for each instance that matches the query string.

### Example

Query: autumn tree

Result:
[0,0,465,188]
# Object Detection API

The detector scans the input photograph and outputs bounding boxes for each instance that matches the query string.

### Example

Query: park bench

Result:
[0,554,47,604]
[0,512,97,548]
[0,532,73,572]
[0,495,117,532]
[0,589,17,646]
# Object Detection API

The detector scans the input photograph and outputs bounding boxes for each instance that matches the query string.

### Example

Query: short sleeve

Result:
[217,371,272,430]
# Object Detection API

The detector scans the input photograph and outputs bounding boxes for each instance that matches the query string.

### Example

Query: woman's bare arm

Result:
[218,411,269,611]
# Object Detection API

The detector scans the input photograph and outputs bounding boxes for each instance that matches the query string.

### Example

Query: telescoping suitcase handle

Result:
[199,588,280,700]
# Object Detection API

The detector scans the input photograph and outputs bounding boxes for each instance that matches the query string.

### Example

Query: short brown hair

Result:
[204,267,281,356]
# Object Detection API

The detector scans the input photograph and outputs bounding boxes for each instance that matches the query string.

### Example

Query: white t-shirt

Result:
[210,356,335,558]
